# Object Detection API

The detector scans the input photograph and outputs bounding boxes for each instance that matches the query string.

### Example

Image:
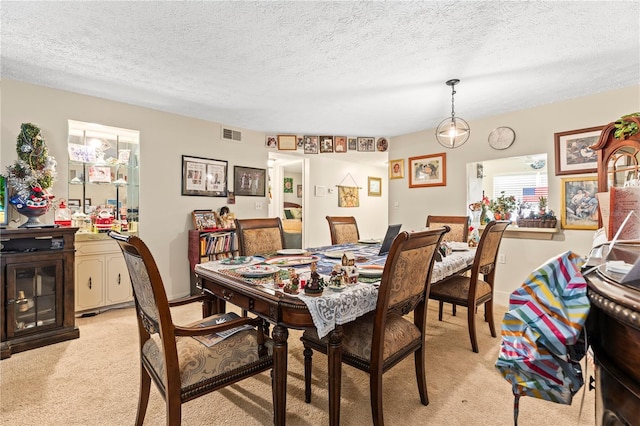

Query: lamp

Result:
[435,79,470,149]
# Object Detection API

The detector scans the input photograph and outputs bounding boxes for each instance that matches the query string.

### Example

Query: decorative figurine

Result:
[304,261,324,295]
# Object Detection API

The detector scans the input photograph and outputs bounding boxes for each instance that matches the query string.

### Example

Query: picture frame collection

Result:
[266,134,389,154]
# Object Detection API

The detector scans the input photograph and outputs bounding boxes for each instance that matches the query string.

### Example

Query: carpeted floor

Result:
[0,301,594,425]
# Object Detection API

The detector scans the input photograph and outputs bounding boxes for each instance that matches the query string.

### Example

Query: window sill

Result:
[480,225,558,240]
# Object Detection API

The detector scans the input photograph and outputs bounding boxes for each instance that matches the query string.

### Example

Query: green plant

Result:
[489,191,516,215]
[613,112,640,140]
[538,196,548,211]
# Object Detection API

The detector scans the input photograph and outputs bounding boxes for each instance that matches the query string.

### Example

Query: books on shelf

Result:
[199,231,236,256]
[192,312,253,347]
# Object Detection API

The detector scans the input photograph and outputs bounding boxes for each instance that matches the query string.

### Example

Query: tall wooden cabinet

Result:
[1,227,80,359]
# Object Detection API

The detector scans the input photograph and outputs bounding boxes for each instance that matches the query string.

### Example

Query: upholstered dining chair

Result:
[235,217,286,256]
[326,215,360,245]
[428,220,510,353]
[301,227,449,426]
[108,232,274,425]
[426,215,470,243]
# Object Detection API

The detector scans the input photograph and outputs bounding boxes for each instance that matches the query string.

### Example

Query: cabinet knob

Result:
[118,273,121,285]
[89,277,92,289]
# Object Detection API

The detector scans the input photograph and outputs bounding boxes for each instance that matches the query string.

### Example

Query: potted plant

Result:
[538,196,548,215]
[489,191,516,220]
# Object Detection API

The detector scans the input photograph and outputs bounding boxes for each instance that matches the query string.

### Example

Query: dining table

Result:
[194,240,476,425]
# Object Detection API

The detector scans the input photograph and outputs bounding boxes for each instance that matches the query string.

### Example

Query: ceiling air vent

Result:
[221,127,242,142]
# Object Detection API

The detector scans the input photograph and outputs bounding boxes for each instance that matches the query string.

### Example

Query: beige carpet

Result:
[1,301,594,425]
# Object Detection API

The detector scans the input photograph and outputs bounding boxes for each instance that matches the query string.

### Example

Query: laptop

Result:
[378,224,402,256]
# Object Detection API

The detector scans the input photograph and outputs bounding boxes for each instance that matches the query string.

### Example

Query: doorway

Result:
[268,152,306,248]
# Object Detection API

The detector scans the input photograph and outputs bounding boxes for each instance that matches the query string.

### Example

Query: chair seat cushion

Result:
[429,275,491,303]
[143,324,273,392]
[302,312,421,362]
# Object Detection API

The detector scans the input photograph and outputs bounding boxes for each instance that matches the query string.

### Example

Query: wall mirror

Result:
[467,153,549,222]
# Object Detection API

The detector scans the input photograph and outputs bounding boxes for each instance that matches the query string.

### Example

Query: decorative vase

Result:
[10,195,51,228]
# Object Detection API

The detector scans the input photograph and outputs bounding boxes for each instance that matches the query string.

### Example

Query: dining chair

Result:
[301,226,449,426]
[108,232,274,425]
[326,215,360,245]
[426,215,470,243]
[428,220,510,353]
[235,217,286,256]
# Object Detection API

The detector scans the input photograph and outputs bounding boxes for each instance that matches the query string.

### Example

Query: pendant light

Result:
[435,79,470,149]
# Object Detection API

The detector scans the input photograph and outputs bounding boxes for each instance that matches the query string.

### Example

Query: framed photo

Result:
[408,153,446,188]
[277,134,297,151]
[297,136,304,148]
[181,155,228,197]
[84,198,92,214]
[376,137,388,152]
[334,136,347,153]
[315,185,326,197]
[192,209,218,230]
[561,176,599,230]
[234,165,266,197]
[554,126,603,175]
[347,137,357,151]
[303,135,319,154]
[357,137,375,152]
[368,177,382,196]
[319,135,334,153]
[265,135,277,149]
[68,199,81,212]
[389,159,405,179]
[88,166,111,183]
[297,184,302,198]
[284,177,293,193]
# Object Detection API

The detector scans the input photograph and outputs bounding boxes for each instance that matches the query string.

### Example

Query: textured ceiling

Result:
[2,1,639,137]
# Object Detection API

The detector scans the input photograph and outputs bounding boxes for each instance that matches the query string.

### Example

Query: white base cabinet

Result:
[75,239,132,314]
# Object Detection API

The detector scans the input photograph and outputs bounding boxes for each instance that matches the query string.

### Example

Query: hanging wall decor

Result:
[284,177,293,193]
[337,172,361,207]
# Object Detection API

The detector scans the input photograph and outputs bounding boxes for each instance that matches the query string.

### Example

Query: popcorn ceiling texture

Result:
[1,1,638,136]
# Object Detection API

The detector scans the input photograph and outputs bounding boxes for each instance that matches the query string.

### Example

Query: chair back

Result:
[426,215,470,242]
[326,216,360,245]
[108,232,180,381]
[371,227,448,360]
[471,220,510,282]
[235,217,286,256]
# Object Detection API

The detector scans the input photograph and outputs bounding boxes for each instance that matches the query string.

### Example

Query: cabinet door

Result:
[105,253,132,305]
[75,256,105,311]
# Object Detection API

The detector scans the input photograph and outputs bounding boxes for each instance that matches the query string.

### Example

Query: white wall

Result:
[389,85,640,305]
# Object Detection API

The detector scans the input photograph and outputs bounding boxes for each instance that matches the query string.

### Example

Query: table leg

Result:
[272,324,289,426]
[327,325,344,426]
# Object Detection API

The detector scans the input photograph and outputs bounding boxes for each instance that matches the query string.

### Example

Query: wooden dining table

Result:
[194,242,476,425]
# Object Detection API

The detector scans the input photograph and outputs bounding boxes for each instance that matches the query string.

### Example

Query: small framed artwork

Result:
[334,136,347,153]
[234,166,266,197]
[182,155,228,197]
[357,137,375,152]
[368,177,382,196]
[304,135,319,154]
[554,126,603,175]
[315,185,326,197]
[192,210,218,230]
[376,137,388,152]
[278,134,297,151]
[297,184,302,198]
[389,159,405,179]
[319,135,334,153]
[297,136,304,148]
[284,177,293,193]
[408,153,447,188]
[227,191,236,204]
[265,135,277,149]
[84,198,92,214]
[561,176,599,230]
[68,199,81,212]
[347,137,357,151]
[88,166,111,183]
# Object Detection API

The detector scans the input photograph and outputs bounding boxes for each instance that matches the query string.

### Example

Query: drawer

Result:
[205,282,277,322]
[76,240,120,256]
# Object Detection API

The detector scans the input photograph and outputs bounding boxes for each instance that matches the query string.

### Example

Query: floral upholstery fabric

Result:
[123,252,160,334]
[143,325,274,391]
[302,312,420,362]
[333,223,359,244]
[241,228,284,256]
[429,221,466,243]
[388,245,435,307]
[430,275,491,302]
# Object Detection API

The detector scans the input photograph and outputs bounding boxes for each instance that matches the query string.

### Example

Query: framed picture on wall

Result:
[334,136,347,153]
[234,166,266,197]
[319,135,334,153]
[357,137,375,152]
[368,177,382,196]
[408,153,446,188]
[347,137,357,151]
[277,134,297,151]
[303,135,319,154]
[297,184,302,198]
[560,176,599,230]
[283,177,293,193]
[181,155,228,197]
[554,126,603,175]
[389,159,404,179]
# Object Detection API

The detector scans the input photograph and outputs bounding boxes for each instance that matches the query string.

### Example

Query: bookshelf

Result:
[188,228,238,295]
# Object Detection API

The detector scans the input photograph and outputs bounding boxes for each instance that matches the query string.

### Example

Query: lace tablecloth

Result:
[196,244,476,338]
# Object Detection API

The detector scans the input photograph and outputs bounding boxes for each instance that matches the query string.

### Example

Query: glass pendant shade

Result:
[436,116,470,148]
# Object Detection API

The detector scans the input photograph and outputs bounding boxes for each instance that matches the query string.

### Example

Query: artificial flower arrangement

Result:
[488,191,516,220]
[469,194,491,224]
[5,123,57,211]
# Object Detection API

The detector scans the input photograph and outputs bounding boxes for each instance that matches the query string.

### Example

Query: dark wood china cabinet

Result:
[586,115,640,425]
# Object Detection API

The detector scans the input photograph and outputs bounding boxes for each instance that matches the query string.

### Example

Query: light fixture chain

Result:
[451,84,456,118]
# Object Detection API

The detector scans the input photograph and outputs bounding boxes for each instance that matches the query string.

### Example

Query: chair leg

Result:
[136,367,152,426]
[485,299,496,338]
[166,392,181,426]
[438,301,443,321]
[414,347,429,406]
[468,305,479,353]
[303,345,313,403]
[370,370,384,426]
